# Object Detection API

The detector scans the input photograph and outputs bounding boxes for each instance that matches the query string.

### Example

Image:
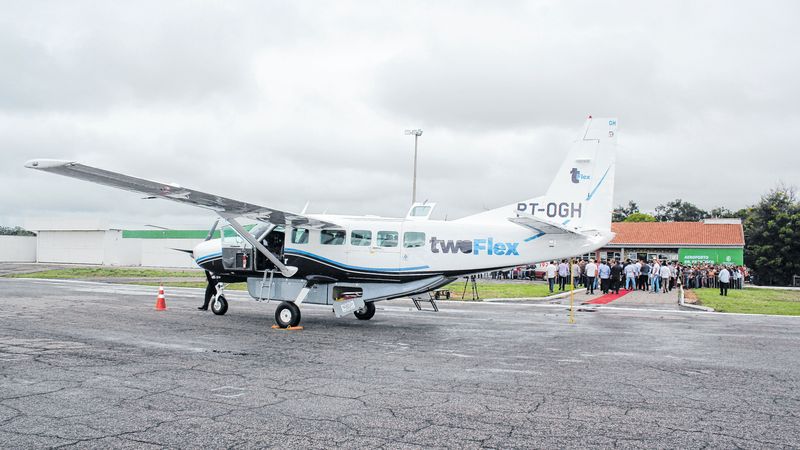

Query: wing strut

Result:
[220,214,299,278]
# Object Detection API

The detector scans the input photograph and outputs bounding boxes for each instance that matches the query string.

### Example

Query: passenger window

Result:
[404,232,426,248]
[377,231,399,248]
[321,229,346,245]
[350,230,372,246]
[291,228,309,244]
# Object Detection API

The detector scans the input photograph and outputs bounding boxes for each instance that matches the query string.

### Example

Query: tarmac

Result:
[1,276,799,448]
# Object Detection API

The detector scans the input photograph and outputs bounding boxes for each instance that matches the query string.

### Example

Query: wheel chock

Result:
[270,325,304,330]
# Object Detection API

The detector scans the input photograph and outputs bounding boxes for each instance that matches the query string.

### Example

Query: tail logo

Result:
[570,168,590,184]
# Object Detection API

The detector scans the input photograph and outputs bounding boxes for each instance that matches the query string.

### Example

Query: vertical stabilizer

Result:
[462,117,617,232]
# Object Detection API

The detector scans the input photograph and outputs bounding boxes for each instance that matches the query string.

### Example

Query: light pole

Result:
[404,129,423,204]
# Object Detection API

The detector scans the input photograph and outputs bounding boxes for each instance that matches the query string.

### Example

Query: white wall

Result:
[103,231,142,266]
[36,230,106,264]
[140,238,201,268]
[0,236,37,262]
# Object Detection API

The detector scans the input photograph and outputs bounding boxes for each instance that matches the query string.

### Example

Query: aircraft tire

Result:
[211,295,228,315]
[354,302,376,320]
[275,301,301,328]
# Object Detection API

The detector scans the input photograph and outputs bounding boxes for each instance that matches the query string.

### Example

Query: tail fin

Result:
[462,116,617,232]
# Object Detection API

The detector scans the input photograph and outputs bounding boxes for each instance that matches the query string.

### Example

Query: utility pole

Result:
[404,129,423,204]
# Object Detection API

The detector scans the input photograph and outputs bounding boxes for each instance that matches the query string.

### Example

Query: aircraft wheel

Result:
[275,302,301,328]
[211,295,228,315]
[354,302,376,320]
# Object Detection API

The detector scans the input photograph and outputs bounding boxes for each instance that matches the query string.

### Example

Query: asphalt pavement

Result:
[1,277,799,448]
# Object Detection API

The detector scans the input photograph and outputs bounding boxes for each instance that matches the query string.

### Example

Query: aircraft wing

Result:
[508,215,583,235]
[24,159,337,229]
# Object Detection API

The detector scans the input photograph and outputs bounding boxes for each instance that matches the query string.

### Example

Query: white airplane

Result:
[25,116,618,328]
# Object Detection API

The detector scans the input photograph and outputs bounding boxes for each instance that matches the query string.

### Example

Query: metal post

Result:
[412,134,418,204]
[569,259,575,324]
[405,129,423,205]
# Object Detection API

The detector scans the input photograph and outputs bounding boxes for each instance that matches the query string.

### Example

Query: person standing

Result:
[718,266,731,296]
[660,262,672,293]
[571,260,581,288]
[610,259,623,294]
[624,260,637,291]
[585,259,598,295]
[546,261,557,294]
[557,259,569,291]
[639,260,651,291]
[598,260,611,294]
[650,259,660,293]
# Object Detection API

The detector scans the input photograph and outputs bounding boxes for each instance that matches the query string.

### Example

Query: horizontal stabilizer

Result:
[508,215,582,236]
[24,159,337,229]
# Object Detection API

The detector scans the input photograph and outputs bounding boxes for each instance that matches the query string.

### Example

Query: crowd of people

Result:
[482,259,749,297]
[543,259,749,297]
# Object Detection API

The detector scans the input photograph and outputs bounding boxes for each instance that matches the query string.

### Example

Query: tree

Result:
[612,201,640,222]
[654,199,708,222]
[0,226,35,236]
[742,185,800,286]
[623,212,657,222]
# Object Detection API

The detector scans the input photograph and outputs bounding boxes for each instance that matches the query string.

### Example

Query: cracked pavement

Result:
[0,278,798,448]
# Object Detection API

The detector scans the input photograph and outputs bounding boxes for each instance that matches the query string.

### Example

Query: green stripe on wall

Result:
[123,225,256,239]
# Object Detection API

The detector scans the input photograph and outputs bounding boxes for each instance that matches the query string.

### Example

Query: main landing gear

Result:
[354,302,375,320]
[275,301,301,328]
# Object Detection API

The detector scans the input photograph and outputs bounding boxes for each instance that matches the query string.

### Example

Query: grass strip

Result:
[694,287,800,316]
[442,281,559,300]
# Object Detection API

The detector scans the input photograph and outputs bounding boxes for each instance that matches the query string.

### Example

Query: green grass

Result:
[442,281,561,300]
[694,288,800,316]
[130,281,248,291]
[5,267,203,279]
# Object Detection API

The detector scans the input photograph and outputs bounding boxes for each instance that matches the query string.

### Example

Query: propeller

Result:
[205,219,220,241]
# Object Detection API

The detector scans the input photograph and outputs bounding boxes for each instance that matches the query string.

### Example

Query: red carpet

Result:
[584,289,633,305]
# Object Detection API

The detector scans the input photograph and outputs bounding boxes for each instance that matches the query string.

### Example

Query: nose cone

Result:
[193,239,222,266]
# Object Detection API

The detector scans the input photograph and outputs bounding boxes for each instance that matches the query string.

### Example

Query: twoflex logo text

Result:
[429,237,520,256]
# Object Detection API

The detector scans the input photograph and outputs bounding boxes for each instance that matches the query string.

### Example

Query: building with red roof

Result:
[595,218,745,265]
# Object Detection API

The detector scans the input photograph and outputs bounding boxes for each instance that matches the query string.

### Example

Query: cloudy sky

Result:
[1,1,798,229]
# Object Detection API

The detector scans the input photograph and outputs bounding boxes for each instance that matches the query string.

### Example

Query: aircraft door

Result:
[346,227,400,273]
[400,226,428,272]
[220,224,254,271]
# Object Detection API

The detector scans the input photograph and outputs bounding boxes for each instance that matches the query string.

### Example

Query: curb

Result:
[678,285,715,312]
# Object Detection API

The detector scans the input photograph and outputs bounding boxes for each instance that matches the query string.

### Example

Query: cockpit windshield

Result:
[249,223,271,240]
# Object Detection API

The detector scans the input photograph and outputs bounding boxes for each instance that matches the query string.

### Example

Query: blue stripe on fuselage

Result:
[195,252,222,264]
[284,248,429,273]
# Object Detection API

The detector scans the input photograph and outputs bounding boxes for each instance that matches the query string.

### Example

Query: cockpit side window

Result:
[291,228,309,244]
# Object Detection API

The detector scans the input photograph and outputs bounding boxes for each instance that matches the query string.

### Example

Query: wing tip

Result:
[24,159,76,170]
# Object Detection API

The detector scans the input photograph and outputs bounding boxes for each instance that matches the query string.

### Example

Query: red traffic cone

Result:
[155,284,167,311]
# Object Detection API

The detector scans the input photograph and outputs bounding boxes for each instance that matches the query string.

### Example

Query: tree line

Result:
[0,226,36,236]
[614,185,800,286]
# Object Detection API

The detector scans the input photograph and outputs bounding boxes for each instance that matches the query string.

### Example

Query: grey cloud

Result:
[1,1,799,229]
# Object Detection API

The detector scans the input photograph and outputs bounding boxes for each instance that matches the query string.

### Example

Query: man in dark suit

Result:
[610,259,624,294]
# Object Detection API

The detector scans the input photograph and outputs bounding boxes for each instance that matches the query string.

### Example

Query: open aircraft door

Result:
[220,223,254,271]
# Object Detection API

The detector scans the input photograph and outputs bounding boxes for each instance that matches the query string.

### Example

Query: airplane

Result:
[25,116,618,328]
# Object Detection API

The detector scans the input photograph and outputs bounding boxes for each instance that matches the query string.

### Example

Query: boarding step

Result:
[255,270,276,302]
[412,295,439,312]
